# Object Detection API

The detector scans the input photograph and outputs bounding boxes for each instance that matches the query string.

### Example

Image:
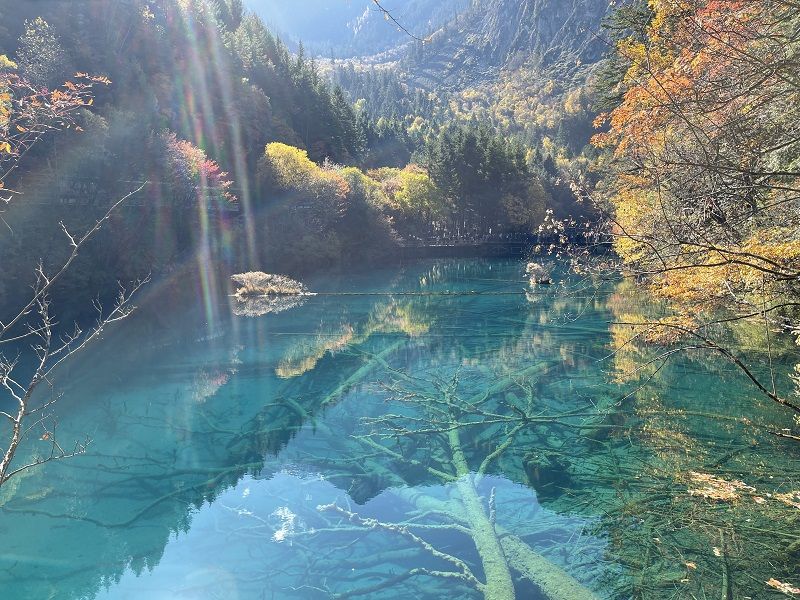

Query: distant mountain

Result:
[241,0,363,54]
[242,0,470,57]
[404,0,612,90]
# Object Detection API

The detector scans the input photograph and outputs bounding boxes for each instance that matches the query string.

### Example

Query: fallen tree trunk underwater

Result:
[318,364,600,600]
[393,487,599,600]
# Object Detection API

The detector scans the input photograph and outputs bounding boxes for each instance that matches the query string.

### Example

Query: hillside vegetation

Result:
[593,1,800,340]
[0,0,551,313]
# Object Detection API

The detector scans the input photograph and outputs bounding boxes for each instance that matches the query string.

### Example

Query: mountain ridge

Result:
[403,0,612,91]
[242,0,469,57]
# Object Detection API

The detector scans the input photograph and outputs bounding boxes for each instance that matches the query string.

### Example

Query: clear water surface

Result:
[1,259,798,599]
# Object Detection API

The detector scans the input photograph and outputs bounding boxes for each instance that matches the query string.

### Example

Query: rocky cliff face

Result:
[244,0,609,75]
[487,0,610,66]
[407,0,612,90]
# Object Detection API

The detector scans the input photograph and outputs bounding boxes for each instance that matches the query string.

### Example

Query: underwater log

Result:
[393,488,599,600]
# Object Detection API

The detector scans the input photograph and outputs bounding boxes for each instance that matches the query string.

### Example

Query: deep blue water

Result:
[0,259,798,599]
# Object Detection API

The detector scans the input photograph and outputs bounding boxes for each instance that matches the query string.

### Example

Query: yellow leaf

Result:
[16,125,26,132]
[0,141,11,153]
[767,579,800,595]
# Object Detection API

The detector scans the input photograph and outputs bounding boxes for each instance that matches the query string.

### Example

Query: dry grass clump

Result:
[231,272,311,317]
[231,272,308,298]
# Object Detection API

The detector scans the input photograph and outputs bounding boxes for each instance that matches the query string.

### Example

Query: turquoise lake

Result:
[1,258,798,599]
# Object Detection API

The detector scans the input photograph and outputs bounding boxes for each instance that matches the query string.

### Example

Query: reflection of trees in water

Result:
[275,272,635,596]
[275,300,431,379]
[212,276,622,598]
[276,325,356,379]
[191,345,242,402]
[4,262,797,599]
[553,277,800,599]
[0,339,406,597]
[0,263,470,598]
[227,348,612,599]
[232,294,308,317]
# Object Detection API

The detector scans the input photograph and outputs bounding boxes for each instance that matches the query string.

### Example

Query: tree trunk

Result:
[449,426,516,600]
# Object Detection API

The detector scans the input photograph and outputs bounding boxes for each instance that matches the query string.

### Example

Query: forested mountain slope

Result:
[0,0,553,315]
[0,0,369,310]
[404,0,611,90]
[327,0,612,225]
[333,0,613,189]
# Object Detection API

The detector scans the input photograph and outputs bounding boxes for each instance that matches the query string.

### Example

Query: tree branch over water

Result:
[0,64,148,487]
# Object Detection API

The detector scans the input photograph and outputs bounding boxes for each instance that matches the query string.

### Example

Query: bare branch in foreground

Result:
[0,185,149,487]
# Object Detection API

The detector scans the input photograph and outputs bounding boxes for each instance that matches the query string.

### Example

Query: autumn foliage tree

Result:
[159,131,236,206]
[591,0,800,428]
[1,55,109,194]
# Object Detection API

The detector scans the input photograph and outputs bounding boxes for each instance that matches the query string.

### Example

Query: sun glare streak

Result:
[173,1,239,334]
[202,14,258,267]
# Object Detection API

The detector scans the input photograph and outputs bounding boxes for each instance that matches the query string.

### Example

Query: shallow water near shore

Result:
[1,258,798,599]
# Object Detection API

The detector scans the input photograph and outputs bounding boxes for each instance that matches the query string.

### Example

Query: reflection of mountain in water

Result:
[1,260,797,599]
[0,261,453,598]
